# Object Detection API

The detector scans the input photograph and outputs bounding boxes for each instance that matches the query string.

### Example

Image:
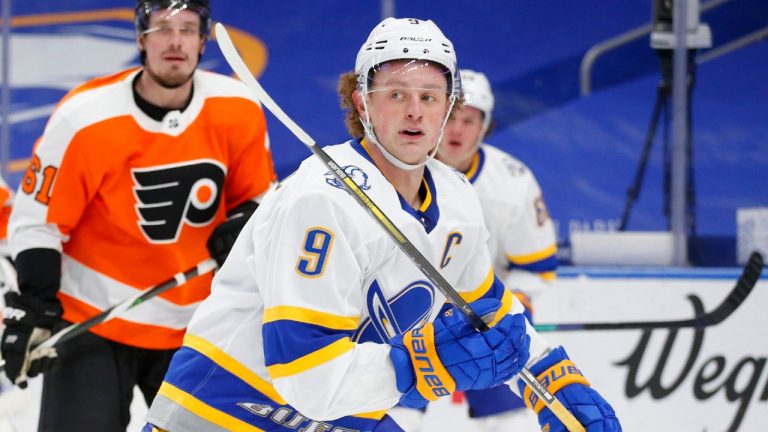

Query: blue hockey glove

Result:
[390,298,530,408]
[517,346,622,432]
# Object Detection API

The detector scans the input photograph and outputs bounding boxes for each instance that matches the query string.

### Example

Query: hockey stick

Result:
[537,251,764,332]
[0,258,217,370]
[536,251,763,332]
[534,251,763,331]
[215,23,586,432]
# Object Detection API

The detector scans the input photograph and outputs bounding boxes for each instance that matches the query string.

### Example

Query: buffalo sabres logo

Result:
[502,155,527,177]
[354,280,436,343]
[132,159,226,243]
[324,165,371,191]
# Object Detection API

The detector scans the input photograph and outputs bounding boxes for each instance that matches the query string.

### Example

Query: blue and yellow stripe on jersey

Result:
[262,305,359,379]
[158,333,384,431]
[458,268,513,326]
[506,243,558,280]
[463,148,487,184]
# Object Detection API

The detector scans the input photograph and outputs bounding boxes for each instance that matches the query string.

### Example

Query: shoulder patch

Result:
[324,165,371,191]
[502,156,528,177]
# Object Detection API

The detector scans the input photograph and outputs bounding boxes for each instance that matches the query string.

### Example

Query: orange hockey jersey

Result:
[0,176,12,255]
[9,68,276,349]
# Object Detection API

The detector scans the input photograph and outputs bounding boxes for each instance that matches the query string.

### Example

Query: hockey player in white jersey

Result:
[145,17,621,432]
[439,69,558,430]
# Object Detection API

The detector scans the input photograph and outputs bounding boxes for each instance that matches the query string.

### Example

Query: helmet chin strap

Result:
[360,95,456,171]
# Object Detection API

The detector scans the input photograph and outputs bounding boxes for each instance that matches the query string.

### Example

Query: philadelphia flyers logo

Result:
[132,159,226,243]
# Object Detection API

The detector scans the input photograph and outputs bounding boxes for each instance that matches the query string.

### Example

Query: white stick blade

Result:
[214,23,315,148]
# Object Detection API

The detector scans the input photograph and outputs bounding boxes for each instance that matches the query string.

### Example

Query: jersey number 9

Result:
[296,227,335,278]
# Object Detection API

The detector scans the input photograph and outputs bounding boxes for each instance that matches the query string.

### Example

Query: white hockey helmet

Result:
[459,69,494,135]
[354,18,461,170]
[355,17,460,101]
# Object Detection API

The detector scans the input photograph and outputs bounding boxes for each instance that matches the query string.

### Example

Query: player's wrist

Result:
[518,347,590,414]
[389,324,455,408]
[388,338,416,392]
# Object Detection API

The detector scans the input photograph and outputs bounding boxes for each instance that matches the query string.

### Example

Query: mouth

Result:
[447,139,462,147]
[164,55,187,63]
[400,128,424,138]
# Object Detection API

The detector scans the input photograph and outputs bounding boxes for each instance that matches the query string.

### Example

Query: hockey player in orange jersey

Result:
[0,1,276,430]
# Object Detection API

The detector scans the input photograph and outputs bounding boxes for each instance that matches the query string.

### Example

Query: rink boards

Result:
[518,267,766,432]
[3,266,766,431]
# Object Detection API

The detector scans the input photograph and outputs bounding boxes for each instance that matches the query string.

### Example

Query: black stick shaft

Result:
[535,252,763,332]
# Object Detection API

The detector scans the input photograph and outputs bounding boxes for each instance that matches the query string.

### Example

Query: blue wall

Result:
[4,0,766,263]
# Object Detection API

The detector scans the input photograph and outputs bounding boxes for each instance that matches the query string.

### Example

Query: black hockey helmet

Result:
[135,0,211,38]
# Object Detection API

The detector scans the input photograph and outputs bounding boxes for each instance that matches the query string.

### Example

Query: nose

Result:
[445,118,461,135]
[447,128,462,142]
[167,29,184,47]
[445,120,459,137]
[168,30,181,47]
[405,96,423,120]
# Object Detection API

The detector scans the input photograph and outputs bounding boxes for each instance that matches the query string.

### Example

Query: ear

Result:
[136,34,145,51]
[352,89,366,117]
[199,37,206,56]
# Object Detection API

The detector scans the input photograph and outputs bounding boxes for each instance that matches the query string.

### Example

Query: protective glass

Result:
[136,1,211,38]
[359,59,459,102]
[363,60,452,109]
[141,23,200,39]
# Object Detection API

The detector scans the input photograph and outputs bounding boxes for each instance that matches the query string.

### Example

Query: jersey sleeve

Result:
[0,176,12,243]
[500,169,558,281]
[222,102,276,210]
[9,113,99,256]
[254,190,400,420]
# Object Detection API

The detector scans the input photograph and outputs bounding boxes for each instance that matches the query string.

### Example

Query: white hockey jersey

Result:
[147,140,549,432]
[465,145,557,292]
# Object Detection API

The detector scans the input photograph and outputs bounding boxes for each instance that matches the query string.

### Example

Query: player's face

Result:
[138,9,205,89]
[440,106,485,171]
[361,60,450,165]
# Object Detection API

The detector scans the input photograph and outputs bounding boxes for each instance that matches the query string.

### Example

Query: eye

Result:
[421,94,436,102]
[180,26,199,36]
[390,91,403,100]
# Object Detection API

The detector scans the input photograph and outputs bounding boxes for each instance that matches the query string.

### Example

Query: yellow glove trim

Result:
[402,323,456,401]
[523,359,591,414]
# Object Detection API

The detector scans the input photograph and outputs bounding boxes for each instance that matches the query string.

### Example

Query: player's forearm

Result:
[13,248,62,304]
